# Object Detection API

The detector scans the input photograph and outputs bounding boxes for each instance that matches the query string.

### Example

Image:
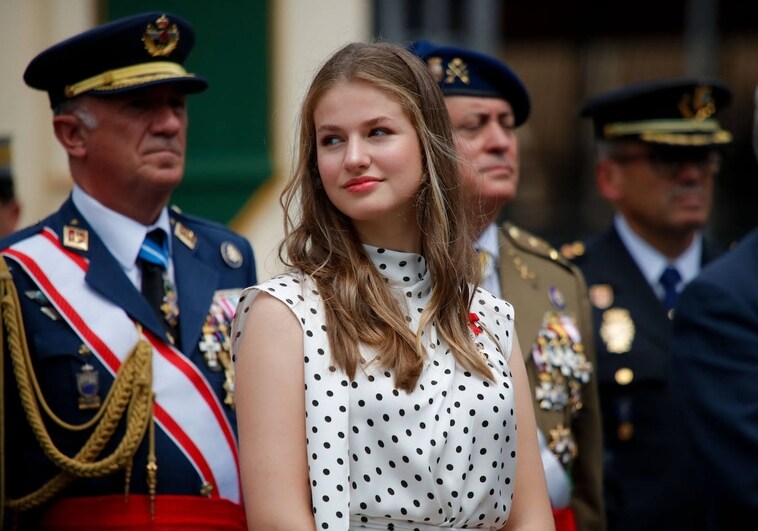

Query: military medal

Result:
[531,312,592,418]
[160,279,180,329]
[200,289,243,407]
[199,317,222,371]
[76,363,101,410]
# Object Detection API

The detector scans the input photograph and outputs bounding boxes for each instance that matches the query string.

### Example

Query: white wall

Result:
[238,0,371,280]
[0,0,97,229]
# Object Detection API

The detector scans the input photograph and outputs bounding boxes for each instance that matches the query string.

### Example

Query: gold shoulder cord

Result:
[0,256,155,514]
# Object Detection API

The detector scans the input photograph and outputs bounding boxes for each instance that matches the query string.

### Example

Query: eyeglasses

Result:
[612,148,722,178]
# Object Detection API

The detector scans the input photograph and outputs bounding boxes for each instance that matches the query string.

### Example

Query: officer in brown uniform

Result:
[574,78,732,531]
[410,40,605,531]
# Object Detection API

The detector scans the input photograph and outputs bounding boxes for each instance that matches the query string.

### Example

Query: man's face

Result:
[445,96,519,221]
[605,143,721,238]
[75,85,188,210]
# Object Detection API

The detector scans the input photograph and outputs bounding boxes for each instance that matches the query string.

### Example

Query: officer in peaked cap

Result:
[1,12,255,530]
[571,78,732,531]
[409,39,605,531]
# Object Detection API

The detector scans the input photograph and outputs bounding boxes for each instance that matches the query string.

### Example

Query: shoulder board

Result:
[502,221,568,265]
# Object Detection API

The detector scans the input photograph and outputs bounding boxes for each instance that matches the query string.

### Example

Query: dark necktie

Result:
[659,265,682,314]
[138,230,178,337]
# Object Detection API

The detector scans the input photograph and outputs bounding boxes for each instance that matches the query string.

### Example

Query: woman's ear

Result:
[52,114,87,158]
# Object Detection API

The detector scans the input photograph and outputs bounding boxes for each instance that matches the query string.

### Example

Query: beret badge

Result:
[142,14,180,57]
[445,57,470,85]
[426,57,445,83]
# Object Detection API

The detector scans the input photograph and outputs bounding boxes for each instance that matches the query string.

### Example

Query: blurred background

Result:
[1,0,756,279]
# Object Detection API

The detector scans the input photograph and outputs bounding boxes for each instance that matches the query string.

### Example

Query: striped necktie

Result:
[138,229,179,338]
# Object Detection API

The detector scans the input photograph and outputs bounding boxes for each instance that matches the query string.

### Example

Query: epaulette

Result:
[559,240,586,260]
[502,221,567,265]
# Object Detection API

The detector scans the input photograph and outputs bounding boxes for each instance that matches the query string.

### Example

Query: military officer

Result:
[573,78,732,531]
[410,40,605,531]
[0,12,256,530]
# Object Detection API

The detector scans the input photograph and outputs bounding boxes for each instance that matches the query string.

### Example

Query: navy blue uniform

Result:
[574,226,718,531]
[1,197,256,525]
[672,228,758,530]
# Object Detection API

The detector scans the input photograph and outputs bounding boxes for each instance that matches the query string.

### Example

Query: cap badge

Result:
[426,57,445,83]
[143,14,180,57]
[445,57,470,85]
[678,85,716,121]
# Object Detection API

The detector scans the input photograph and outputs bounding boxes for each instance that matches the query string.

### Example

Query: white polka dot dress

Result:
[232,246,518,530]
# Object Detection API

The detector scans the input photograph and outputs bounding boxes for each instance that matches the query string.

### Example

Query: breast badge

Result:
[600,308,635,353]
[76,363,101,410]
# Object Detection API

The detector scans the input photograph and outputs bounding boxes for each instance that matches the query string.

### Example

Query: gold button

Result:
[667,308,675,320]
[78,344,91,356]
[615,367,634,385]
[618,421,634,441]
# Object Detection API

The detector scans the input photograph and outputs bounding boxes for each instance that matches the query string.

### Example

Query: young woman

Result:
[231,42,553,531]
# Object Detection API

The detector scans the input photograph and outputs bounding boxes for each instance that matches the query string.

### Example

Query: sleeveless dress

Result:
[232,246,518,530]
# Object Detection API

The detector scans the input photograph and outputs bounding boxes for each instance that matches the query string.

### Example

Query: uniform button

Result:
[667,308,675,320]
[618,421,634,441]
[615,368,634,385]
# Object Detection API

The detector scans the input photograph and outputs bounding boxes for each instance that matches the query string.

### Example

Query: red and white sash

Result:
[2,228,241,503]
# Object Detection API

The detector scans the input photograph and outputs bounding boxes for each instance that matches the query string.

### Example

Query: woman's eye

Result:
[320,135,341,146]
[369,128,390,137]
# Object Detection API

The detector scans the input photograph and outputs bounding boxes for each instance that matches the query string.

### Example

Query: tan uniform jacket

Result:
[498,221,605,531]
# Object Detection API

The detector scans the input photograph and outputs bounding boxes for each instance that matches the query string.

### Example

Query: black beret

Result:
[408,39,530,127]
[580,78,732,147]
[24,12,207,108]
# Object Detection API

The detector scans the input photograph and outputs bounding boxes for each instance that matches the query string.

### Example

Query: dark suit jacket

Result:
[1,197,256,524]
[574,226,718,531]
[671,228,758,530]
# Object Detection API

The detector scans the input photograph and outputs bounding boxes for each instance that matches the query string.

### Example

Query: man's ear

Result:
[596,158,623,202]
[52,114,87,158]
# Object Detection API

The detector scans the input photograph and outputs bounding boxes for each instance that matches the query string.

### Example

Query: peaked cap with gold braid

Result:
[580,78,733,147]
[24,11,207,108]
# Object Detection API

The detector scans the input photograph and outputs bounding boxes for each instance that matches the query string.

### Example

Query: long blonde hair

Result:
[280,42,488,391]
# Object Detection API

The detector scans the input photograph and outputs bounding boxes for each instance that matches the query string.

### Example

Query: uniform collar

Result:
[614,213,702,289]
[71,184,172,271]
[475,223,501,259]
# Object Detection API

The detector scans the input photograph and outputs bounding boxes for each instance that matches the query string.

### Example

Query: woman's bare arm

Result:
[235,292,316,530]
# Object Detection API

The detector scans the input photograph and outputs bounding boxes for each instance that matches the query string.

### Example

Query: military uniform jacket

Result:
[498,221,605,531]
[573,226,718,531]
[671,228,758,530]
[0,197,256,522]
